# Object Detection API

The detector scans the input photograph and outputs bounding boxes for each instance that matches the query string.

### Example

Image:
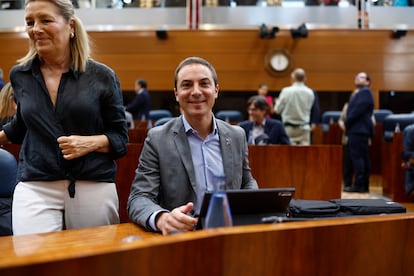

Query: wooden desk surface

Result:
[1,214,414,275]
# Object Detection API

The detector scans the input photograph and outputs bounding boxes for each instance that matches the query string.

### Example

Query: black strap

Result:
[67,174,76,198]
[284,122,302,127]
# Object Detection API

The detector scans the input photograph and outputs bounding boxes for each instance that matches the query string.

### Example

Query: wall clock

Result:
[264,49,293,77]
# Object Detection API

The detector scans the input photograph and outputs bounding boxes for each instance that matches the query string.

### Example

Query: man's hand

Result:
[156,202,198,235]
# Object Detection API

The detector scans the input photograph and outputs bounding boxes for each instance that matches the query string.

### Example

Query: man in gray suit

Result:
[128,57,258,235]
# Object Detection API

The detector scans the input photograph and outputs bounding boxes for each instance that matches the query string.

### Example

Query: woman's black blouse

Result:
[4,57,128,183]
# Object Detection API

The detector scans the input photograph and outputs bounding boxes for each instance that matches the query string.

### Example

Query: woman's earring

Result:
[70,33,74,39]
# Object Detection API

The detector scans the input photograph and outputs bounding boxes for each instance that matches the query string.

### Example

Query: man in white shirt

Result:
[274,68,315,145]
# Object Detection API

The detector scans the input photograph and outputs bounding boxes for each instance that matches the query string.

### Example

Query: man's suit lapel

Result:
[172,120,197,191]
[217,122,234,187]
[247,121,254,133]
[264,120,271,134]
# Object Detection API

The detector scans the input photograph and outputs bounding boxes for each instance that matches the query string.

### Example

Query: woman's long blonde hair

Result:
[17,0,91,72]
[0,83,15,119]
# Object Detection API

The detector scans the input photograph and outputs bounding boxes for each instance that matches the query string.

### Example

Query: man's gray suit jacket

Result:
[127,116,258,230]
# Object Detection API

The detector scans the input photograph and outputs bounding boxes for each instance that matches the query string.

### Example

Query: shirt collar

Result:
[254,119,266,127]
[182,113,218,135]
[18,55,80,80]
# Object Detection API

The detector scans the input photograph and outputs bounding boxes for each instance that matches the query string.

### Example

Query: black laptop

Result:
[196,187,295,229]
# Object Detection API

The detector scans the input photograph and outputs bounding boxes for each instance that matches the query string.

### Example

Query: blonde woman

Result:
[0,0,128,235]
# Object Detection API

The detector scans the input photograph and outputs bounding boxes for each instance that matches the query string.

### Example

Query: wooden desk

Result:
[248,145,342,200]
[381,132,412,202]
[1,214,414,275]
[115,143,143,223]
[128,128,148,144]
[322,123,343,145]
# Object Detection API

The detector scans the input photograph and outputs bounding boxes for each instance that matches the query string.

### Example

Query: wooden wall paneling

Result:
[2,29,414,96]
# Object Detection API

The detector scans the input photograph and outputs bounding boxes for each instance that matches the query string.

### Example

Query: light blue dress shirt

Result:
[183,115,225,213]
[148,114,224,230]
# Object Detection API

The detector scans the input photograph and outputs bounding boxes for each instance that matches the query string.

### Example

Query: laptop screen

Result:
[197,187,295,229]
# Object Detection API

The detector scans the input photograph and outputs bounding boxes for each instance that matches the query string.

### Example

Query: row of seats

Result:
[321,109,394,132]
[151,109,414,134]
[138,109,414,145]
[321,109,414,142]
[383,113,414,141]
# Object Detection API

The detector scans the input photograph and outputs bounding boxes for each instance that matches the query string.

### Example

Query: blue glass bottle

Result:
[204,175,233,229]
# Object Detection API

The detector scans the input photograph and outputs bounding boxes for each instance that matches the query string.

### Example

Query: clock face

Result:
[265,49,293,76]
[270,54,289,71]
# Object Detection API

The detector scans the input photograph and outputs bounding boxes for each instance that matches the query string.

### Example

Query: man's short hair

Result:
[136,79,147,89]
[247,95,269,113]
[292,68,306,82]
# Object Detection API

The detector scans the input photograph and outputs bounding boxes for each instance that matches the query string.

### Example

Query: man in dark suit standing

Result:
[239,96,290,145]
[343,72,375,193]
[126,79,151,120]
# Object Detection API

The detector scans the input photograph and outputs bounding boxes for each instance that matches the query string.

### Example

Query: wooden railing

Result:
[1,214,414,275]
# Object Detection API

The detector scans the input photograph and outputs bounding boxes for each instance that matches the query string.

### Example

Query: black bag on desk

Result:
[288,199,341,218]
[329,198,407,216]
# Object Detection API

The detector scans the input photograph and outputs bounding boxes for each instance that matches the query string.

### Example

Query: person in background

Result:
[402,124,414,198]
[310,90,321,131]
[0,0,128,235]
[239,95,290,145]
[126,78,151,120]
[257,83,275,118]
[308,89,321,144]
[338,100,354,190]
[343,72,374,193]
[340,88,376,192]
[0,68,5,90]
[274,68,315,145]
[124,110,135,129]
[128,56,258,235]
[0,83,17,130]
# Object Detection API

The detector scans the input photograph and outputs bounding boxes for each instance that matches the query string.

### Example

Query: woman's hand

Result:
[57,134,110,160]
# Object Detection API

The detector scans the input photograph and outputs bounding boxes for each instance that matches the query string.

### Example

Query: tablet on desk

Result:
[197,187,295,229]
